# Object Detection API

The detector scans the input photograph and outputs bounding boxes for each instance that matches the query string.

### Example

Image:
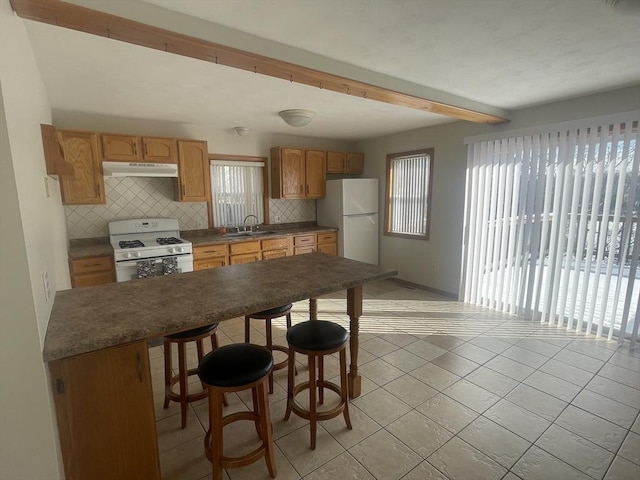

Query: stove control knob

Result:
[176,246,184,253]
[124,252,133,259]
[134,251,142,258]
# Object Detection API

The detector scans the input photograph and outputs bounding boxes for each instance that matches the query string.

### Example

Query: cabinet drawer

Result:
[193,244,227,259]
[261,237,289,251]
[294,235,316,247]
[194,258,227,270]
[70,256,113,275]
[317,232,337,244]
[229,241,260,255]
[262,249,287,260]
[294,246,315,255]
[317,243,337,255]
[71,270,115,288]
[230,253,261,265]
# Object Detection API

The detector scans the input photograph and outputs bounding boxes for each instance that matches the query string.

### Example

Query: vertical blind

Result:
[387,151,432,236]
[461,112,639,344]
[210,160,264,228]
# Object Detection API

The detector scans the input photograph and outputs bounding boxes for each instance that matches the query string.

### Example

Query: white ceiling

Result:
[23,0,640,141]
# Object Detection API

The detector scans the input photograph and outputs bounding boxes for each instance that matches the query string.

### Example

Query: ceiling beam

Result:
[10,0,510,125]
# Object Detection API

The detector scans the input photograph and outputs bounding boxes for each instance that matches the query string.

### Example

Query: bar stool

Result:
[198,343,277,480]
[163,323,221,429]
[284,320,352,449]
[244,303,293,393]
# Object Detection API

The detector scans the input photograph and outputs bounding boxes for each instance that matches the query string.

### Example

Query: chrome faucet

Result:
[242,214,259,232]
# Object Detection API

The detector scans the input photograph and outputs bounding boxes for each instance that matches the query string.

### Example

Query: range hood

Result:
[102,161,179,178]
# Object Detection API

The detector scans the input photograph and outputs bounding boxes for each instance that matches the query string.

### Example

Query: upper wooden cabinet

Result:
[326,151,364,174]
[57,131,105,205]
[176,140,210,202]
[270,147,326,199]
[102,135,178,164]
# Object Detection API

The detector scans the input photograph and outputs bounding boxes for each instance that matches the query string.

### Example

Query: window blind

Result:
[388,152,431,236]
[210,160,264,228]
[462,112,639,344]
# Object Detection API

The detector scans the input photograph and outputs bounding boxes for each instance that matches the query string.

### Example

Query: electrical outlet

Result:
[42,271,51,302]
[274,215,281,223]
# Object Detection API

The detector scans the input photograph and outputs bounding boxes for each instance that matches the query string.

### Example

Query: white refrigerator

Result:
[317,178,379,265]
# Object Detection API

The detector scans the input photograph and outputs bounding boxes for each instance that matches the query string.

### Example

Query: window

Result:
[384,148,434,239]
[209,156,267,228]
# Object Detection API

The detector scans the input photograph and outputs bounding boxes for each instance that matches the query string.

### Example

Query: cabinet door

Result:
[262,249,288,260]
[101,134,141,161]
[346,153,364,174]
[326,151,346,173]
[58,131,105,205]
[317,243,337,255]
[194,258,227,270]
[177,140,209,202]
[281,148,305,198]
[304,150,326,198]
[48,342,160,480]
[230,253,261,265]
[143,137,177,163]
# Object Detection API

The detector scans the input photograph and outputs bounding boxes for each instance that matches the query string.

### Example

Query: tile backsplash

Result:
[65,177,208,239]
[65,177,317,239]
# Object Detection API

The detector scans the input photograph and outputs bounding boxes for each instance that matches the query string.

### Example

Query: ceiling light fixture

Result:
[278,109,315,127]
[233,126,249,136]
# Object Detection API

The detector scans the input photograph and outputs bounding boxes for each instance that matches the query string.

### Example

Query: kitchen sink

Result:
[224,230,275,238]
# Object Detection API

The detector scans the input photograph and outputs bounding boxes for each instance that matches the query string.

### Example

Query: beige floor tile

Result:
[463,366,519,397]
[458,416,530,468]
[630,414,640,434]
[450,342,496,364]
[227,445,300,480]
[468,336,512,354]
[604,456,640,480]
[321,404,381,449]
[361,336,400,357]
[618,431,640,465]
[349,429,421,480]
[554,349,605,374]
[535,424,614,479]
[303,452,374,480]
[608,351,640,372]
[159,435,214,480]
[571,389,638,429]
[424,334,466,350]
[566,339,617,362]
[379,332,420,348]
[352,387,412,426]
[431,352,480,377]
[404,339,449,361]
[409,362,460,391]
[514,338,562,357]
[483,399,550,443]
[156,407,206,453]
[402,461,449,479]
[360,358,407,386]
[522,370,581,402]
[484,355,535,381]
[512,445,592,480]
[442,379,500,413]
[381,349,427,373]
[427,437,507,480]
[269,397,309,440]
[383,374,438,407]
[276,425,344,477]
[539,358,595,387]
[586,375,640,409]
[599,363,640,390]
[386,410,453,458]
[555,405,627,453]
[416,393,478,434]
[505,384,568,421]
[501,345,548,369]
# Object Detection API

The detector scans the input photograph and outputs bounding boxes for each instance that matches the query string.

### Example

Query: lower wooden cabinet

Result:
[293,232,338,255]
[193,244,227,270]
[48,341,160,480]
[69,256,115,288]
[229,240,261,265]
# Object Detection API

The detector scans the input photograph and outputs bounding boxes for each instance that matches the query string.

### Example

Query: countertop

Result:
[44,253,396,362]
[67,225,338,258]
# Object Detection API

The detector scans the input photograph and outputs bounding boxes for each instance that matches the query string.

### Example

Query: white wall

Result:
[359,86,640,295]
[0,0,65,477]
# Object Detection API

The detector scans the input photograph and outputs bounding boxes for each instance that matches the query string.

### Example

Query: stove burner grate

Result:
[156,237,183,245]
[119,240,145,249]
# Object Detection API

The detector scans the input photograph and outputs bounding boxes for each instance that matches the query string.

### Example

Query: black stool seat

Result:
[253,303,293,316]
[287,320,348,351]
[199,344,274,387]
[167,323,218,340]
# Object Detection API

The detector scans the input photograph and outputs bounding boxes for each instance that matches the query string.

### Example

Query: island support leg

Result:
[347,285,363,398]
[309,298,317,321]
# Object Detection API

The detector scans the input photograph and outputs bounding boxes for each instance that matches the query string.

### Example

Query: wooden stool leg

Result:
[163,339,172,409]
[252,386,263,440]
[208,332,228,407]
[244,316,251,343]
[196,339,205,389]
[308,354,317,450]
[284,347,295,421]
[209,391,225,480]
[340,348,352,429]
[177,342,189,429]
[258,379,277,478]
[318,355,324,405]
[265,317,274,394]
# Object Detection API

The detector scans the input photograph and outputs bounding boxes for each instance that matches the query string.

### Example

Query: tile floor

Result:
[150,279,640,480]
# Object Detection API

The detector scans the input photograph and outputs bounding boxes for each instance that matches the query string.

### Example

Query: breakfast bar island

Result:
[44,253,397,480]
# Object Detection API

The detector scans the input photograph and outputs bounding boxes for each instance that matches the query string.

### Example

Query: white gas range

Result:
[109,218,194,282]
